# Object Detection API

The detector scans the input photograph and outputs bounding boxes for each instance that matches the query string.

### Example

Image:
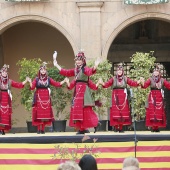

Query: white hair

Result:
[57,161,81,170]
[123,157,139,168]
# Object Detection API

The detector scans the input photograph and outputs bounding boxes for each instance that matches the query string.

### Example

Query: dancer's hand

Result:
[139,77,144,86]
[26,77,32,83]
[53,51,57,61]
[98,78,104,85]
[53,51,61,71]
[94,57,102,69]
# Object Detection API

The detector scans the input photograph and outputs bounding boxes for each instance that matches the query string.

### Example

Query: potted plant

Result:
[48,66,72,132]
[87,59,112,131]
[17,58,42,132]
[129,51,156,130]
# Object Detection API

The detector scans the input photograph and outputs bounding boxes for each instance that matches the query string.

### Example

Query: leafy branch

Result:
[52,135,100,162]
[129,51,156,120]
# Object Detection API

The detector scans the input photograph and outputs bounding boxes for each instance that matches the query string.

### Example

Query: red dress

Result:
[142,78,170,128]
[60,67,98,130]
[68,79,99,129]
[103,76,139,128]
[0,80,24,131]
[31,77,62,127]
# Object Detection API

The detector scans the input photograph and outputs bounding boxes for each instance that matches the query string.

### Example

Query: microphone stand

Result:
[133,113,138,158]
[130,88,138,158]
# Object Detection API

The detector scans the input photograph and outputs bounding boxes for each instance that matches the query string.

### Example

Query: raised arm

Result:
[141,78,151,89]
[50,78,62,87]
[53,51,61,71]
[11,80,25,88]
[102,77,114,88]
[163,79,170,90]
[88,79,98,90]
[67,79,76,90]
[127,77,140,87]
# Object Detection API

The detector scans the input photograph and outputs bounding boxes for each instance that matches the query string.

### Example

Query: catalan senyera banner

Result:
[0,141,170,170]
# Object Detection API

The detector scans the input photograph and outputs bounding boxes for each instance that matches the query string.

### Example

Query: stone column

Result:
[0,36,4,67]
[77,1,104,61]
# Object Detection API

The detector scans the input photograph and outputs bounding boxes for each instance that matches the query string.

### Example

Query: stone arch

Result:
[0,15,78,55]
[102,13,170,59]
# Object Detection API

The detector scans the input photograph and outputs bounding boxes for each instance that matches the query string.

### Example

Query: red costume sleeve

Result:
[141,78,151,89]
[60,68,75,77]
[88,79,98,90]
[84,66,96,76]
[68,79,76,90]
[30,78,36,90]
[127,77,139,87]
[50,78,62,87]
[102,78,114,88]
[163,79,170,90]
[11,80,24,88]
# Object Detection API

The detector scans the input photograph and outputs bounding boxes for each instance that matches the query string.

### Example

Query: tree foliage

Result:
[129,51,156,120]
[87,59,112,117]
[17,58,42,112]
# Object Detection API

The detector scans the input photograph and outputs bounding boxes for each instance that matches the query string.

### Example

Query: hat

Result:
[75,50,86,64]
[153,64,162,72]
[39,62,47,70]
[116,63,124,71]
[1,64,9,72]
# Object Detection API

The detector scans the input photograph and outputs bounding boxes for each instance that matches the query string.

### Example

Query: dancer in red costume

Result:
[53,51,101,134]
[0,64,27,135]
[28,62,66,134]
[140,64,170,132]
[99,63,140,133]
[65,77,100,134]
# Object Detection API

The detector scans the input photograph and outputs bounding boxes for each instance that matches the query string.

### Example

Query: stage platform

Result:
[0,131,170,170]
[0,131,170,143]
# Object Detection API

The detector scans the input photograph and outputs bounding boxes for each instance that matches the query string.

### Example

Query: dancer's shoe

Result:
[37,130,41,134]
[2,130,5,135]
[41,130,45,134]
[94,122,101,133]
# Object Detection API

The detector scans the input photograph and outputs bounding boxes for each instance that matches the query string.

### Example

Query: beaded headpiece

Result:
[1,64,9,72]
[39,62,47,70]
[116,63,124,71]
[74,49,86,64]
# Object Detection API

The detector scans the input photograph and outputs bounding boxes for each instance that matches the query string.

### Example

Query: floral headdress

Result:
[74,49,86,64]
[1,64,9,72]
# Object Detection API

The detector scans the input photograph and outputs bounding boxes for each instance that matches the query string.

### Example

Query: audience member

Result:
[79,154,98,170]
[122,157,140,170]
[57,161,81,170]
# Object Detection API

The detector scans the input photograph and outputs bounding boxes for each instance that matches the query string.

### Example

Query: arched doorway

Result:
[0,21,75,129]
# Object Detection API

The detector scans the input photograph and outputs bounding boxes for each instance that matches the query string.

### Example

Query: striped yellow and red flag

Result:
[0,141,170,170]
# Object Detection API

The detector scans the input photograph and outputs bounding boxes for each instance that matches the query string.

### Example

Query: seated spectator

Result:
[79,154,98,170]
[57,161,81,170]
[122,157,140,170]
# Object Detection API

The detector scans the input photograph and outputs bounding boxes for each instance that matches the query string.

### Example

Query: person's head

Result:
[75,51,86,68]
[1,64,9,78]
[152,64,161,77]
[57,161,81,170]
[79,154,98,170]
[38,62,48,79]
[122,166,140,170]
[123,157,139,168]
[116,63,124,77]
